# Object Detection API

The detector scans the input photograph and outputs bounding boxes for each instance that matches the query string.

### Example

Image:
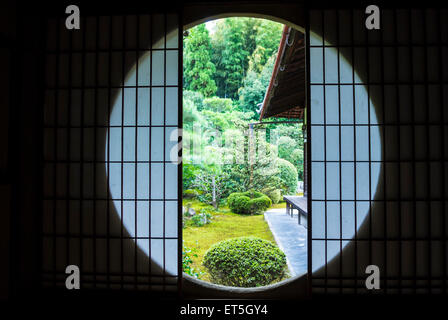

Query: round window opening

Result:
[105,15,382,290]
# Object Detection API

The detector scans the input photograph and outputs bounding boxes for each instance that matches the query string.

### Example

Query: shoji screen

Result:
[42,13,181,292]
[308,8,447,294]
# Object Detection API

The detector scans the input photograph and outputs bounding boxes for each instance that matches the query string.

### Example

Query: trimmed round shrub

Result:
[262,188,282,204]
[229,195,251,214]
[203,237,287,287]
[227,190,272,215]
[276,158,298,194]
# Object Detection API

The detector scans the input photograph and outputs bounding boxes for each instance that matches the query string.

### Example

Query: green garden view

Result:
[182,17,304,287]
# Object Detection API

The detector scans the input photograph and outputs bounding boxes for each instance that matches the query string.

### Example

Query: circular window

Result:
[104,15,382,293]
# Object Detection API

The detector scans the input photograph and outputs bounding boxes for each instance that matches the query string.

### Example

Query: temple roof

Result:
[259,26,305,121]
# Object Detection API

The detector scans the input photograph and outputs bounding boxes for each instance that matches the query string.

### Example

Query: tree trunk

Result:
[211,175,217,209]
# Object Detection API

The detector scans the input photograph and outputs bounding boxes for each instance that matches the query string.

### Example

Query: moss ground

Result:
[182,199,277,282]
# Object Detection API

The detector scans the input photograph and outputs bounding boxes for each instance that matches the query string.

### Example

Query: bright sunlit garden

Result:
[182,17,304,287]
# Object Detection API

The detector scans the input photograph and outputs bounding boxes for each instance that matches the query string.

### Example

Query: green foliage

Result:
[182,199,279,282]
[183,163,200,190]
[183,242,204,278]
[202,97,234,113]
[193,167,230,208]
[236,20,282,115]
[227,190,272,215]
[183,188,201,199]
[248,20,283,73]
[262,188,282,204]
[190,208,213,227]
[274,124,304,180]
[212,110,252,131]
[209,18,282,101]
[211,18,250,100]
[183,19,304,207]
[291,149,304,180]
[183,91,252,136]
[184,18,283,108]
[248,196,272,214]
[184,24,217,97]
[183,90,205,110]
[277,136,296,162]
[183,94,207,131]
[227,194,251,214]
[238,55,275,115]
[224,133,281,193]
[276,158,298,194]
[203,237,287,287]
[199,97,250,131]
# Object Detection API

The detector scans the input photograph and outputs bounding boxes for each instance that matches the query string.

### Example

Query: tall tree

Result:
[248,20,283,73]
[240,18,259,67]
[238,55,275,115]
[211,18,249,100]
[183,24,217,97]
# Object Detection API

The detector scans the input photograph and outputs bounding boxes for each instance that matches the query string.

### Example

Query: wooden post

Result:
[303,140,307,197]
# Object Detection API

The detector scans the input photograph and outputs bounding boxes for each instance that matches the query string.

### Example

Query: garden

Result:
[182,17,304,287]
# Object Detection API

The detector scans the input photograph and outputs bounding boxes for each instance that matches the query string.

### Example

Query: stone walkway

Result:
[264,208,307,277]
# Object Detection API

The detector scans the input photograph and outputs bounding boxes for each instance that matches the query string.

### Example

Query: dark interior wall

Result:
[0,0,15,300]
[4,1,46,298]
[0,0,42,299]
[17,11,48,297]
[183,1,305,31]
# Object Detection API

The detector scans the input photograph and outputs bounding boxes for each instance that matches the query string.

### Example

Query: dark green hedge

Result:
[227,190,272,214]
[203,237,287,287]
